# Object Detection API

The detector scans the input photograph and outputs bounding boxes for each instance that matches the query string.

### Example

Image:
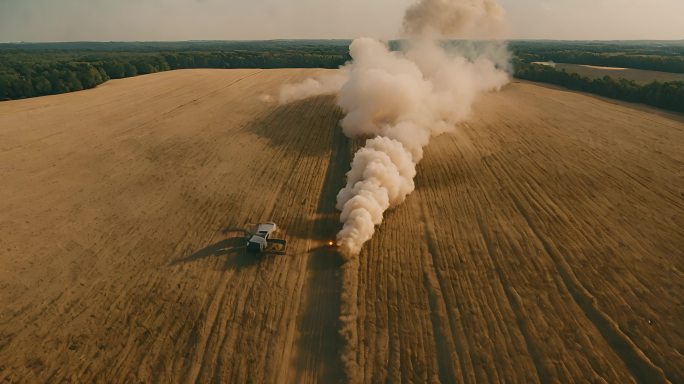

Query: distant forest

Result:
[509,40,684,73]
[1,40,683,113]
[0,41,351,100]
[514,60,684,112]
[510,41,684,112]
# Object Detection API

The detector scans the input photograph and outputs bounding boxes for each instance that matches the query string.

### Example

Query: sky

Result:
[0,0,683,42]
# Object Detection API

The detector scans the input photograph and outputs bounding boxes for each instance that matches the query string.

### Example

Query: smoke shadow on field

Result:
[290,119,351,383]
[245,95,338,157]
[170,236,262,271]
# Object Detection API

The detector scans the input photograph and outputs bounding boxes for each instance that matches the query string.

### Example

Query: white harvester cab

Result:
[247,222,278,253]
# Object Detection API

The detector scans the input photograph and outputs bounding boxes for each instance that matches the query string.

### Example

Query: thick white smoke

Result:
[404,0,507,39]
[278,0,510,378]
[330,37,509,256]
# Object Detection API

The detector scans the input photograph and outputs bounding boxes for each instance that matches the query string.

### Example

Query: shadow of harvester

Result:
[170,236,262,271]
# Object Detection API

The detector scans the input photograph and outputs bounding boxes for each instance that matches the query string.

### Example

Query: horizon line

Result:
[2,38,683,44]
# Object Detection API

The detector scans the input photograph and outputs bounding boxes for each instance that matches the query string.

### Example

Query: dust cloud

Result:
[281,1,509,258]
[403,0,507,39]
[279,0,510,379]
[278,69,350,104]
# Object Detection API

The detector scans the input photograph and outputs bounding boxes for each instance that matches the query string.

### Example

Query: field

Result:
[0,69,682,383]
[553,63,684,84]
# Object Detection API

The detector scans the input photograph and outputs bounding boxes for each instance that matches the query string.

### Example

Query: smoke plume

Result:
[280,7,509,257]
[403,0,507,39]
[279,0,509,379]
[331,37,509,256]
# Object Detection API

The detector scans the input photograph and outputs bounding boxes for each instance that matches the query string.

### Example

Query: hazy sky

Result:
[0,0,682,42]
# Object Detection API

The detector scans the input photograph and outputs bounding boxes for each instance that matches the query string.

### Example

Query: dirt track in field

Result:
[0,69,682,383]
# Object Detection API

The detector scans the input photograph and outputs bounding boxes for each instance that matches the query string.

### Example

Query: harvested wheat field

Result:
[554,63,684,84]
[0,69,682,383]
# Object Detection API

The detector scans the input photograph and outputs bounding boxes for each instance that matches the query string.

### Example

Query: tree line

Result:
[0,42,351,100]
[514,60,684,113]
[510,40,684,73]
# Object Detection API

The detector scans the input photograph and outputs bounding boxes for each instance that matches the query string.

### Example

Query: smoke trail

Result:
[331,41,508,257]
[278,68,350,104]
[279,17,508,257]
[279,0,510,379]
